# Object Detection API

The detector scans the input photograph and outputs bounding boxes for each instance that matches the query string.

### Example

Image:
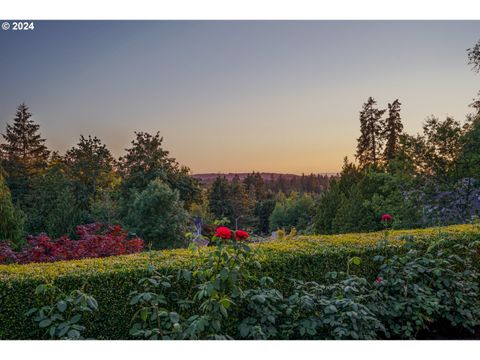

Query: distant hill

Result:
[192,172,338,184]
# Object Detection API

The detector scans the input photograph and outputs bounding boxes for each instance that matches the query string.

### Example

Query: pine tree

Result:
[0,103,50,203]
[243,172,266,200]
[119,131,200,207]
[0,103,50,168]
[208,176,233,221]
[229,175,252,229]
[356,97,386,168]
[381,99,403,163]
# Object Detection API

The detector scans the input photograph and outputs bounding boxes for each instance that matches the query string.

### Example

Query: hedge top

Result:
[0,224,476,282]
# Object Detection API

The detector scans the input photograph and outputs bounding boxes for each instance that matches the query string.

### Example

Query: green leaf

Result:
[67,329,81,339]
[350,257,362,266]
[169,312,180,323]
[57,301,67,313]
[239,323,250,337]
[39,319,52,328]
[70,314,81,324]
[140,308,148,322]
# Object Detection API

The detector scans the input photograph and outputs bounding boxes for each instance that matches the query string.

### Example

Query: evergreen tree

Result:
[243,172,266,200]
[356,97,386,168]
[382,99,403,163]
[208,176,233,221]
[0,103,50,203]
[229,175,252,229]
[119,131,200,207]
[254,197,276,234]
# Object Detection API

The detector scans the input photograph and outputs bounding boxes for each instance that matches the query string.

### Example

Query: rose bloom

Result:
[381,214,393,222]
[375,277,382,283]
[235,230,249,241]
[215,226,232,239]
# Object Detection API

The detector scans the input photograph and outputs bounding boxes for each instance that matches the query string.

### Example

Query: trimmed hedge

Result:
[0,224,478,339]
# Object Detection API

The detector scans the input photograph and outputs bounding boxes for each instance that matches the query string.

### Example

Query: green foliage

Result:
[254,198,276,234]
[0,103,50,205]
[0,225,478,340]
[119,131,200,208]
[26,284,98,339]
[24,165,84,238]
[313,185,341,234]
[229,175,254,229]
[382,99,403,163]
[457,117,480,180]
[371,239,480,338]
[129,269,186,339]
[269,192,315,232]
[356,97,386,168]
[238,277,285,339]
[0,172,25,247]
[65,135,117,213]
[124,179,189,249]
[208,176,233,221]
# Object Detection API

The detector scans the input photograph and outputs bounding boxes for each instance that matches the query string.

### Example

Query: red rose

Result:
[235,230,249,241]
[381,214,393,222]
[215,226,232,239]
[375,277,382,283]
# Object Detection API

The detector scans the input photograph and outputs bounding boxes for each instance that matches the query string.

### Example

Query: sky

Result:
[1,20,480,174]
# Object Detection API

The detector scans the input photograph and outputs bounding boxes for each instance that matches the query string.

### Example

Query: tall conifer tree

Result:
[381,99,403,162]
[355,97,386,168]
[0,103,50,203]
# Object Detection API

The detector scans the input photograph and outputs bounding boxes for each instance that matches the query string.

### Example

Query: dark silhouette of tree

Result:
[381,99,403,163]
[229,175,252,229]
[467,39,480,73]
[243,172,266,200]
[208,176,233,221]
[356,97,386,169]
[422,116,464,179]
[119,131,200,207]
[65,135,116,211]
[0,103,50,203]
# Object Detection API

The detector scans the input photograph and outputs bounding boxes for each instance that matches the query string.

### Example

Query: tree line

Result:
[313,39,480,234]
[0,106,200,249]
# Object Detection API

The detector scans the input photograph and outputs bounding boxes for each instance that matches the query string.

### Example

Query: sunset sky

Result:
[1,21,480,174]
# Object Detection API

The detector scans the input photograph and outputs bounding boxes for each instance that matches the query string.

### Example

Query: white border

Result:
[1,0,480,20]
[1,0,480,358]
[0,340,479,360]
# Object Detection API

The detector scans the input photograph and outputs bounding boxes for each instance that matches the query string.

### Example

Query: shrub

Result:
[0,223,143,265]
[26,284,98,339]
[370,239,480,338]
[0,224,478,339]
[124,179,189,249]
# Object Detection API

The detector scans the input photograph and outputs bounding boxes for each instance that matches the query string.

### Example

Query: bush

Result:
[0,224,478,339]
[0,173,25,248]
[370,239,480,338]
[124,179,189,249]
[0,223,143,265]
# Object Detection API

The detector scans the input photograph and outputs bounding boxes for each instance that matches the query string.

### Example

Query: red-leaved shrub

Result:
[0,223,144,265]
